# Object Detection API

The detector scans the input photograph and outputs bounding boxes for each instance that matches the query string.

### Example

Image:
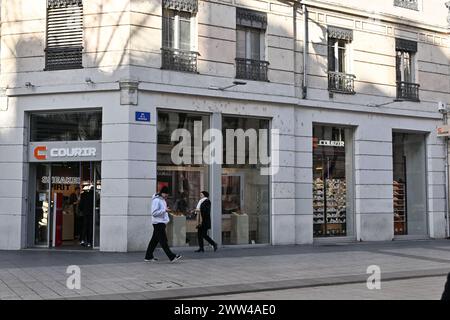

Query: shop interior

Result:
[313,125,354,238]
[33,162,101,249]
[157,111,270,246]
[392,132,427,236]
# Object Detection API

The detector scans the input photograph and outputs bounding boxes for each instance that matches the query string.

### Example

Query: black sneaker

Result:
[195,248,204,253]
[213,244,218,252]
[170,254,182,263]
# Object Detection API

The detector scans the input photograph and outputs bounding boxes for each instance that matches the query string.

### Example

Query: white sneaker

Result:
[144,258,158,262]
[170,255,182,263]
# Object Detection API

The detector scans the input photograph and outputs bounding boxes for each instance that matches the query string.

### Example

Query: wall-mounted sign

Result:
[29,141,102,162]
[437,125,450,137]
[318,140,345,147]
[135,112,151,122]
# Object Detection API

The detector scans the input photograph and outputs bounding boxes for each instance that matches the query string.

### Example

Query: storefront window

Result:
[222,117,270,245]
[392,132,427,236]
[313,125,354,237]
[157,111,210,247]
[30,111,102,142]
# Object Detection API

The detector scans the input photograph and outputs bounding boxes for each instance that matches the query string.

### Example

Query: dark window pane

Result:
[162,9,175,48]
[328,38,336,72]
[30,111,102,142]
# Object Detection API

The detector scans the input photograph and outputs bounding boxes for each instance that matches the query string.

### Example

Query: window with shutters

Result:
[235,8,269,81]
[45,0,83,71]
[396,39,419,101]
[327,26,355,94]
[161,0,198,73]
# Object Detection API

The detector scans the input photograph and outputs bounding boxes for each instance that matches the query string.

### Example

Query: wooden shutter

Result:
[46,0,83,70]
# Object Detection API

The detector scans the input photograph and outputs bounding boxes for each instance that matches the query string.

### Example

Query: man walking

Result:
[145,186,182,262]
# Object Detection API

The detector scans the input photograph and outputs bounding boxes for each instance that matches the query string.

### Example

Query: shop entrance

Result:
[32,162,101,249]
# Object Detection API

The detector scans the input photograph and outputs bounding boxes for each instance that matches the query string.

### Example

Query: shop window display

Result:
[313,125,354,238]
[157,111,210,247]
[222,117,270,245]
[392,132,427,236]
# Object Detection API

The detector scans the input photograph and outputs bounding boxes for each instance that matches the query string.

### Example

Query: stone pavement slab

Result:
[0,240,448,300]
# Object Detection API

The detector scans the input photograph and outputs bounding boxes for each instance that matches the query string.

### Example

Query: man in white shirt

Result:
[144,186,182,262]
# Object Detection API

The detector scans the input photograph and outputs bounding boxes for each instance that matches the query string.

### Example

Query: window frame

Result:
[162,8,197,52]
[236,26,265,61]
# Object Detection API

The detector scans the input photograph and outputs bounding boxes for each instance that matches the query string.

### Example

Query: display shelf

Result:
[393,181,407,235]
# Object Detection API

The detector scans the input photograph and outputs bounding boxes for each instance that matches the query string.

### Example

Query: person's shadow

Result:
[442,273,450,300]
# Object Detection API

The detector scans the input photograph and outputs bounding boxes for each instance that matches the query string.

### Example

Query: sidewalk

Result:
[0,240,449,300]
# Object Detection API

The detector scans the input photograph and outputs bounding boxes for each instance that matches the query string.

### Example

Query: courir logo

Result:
[33,145,97,160]
[34,146,47,160]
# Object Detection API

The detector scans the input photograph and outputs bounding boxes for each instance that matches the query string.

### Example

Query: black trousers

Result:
[197,225,216,249]
[145,223,176,260]
[74,214,83,239]
[81,214,93,244]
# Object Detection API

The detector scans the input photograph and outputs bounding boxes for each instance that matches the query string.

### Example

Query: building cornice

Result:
[4,82,442,121]
[299,0,450,35]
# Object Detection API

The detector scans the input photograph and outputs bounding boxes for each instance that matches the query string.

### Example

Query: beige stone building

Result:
[0,0,449,252]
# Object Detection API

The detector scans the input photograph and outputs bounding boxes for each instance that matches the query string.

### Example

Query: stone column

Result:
[271,107,298,245]
[0,98,27,250]
[354,119,394,241]
[101,81,156,252]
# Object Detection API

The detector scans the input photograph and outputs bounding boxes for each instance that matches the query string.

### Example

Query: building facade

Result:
[0,0,449,252]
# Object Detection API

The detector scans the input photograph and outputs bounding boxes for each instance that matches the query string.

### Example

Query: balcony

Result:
[161,48,199,73]
[328,71,355,94]
[45,47,83,71]
[235,58,269,82]
[396,81,420,102]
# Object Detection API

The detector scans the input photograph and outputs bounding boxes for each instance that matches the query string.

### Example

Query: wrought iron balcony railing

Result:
[45,47,83,71]
[328,71,356,94]
[235,58,269,82]
[161,48,199,73]
[396,81,420,101]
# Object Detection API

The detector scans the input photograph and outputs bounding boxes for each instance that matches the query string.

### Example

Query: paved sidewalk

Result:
[186,276,447,300]
[0,240,449,300]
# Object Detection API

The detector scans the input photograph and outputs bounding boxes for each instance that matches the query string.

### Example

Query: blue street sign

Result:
[135,112,151,122]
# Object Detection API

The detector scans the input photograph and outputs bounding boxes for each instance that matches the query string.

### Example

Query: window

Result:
[162,9,192,51]
[394,0,418,11]
[30,111,102,142]
[235,8,269,81]
[396,38,419,101]
[392,132,427,236]
[157,111,210,247]
[161,0,198,73]
[327,26,355,94]
[313,125,355,238]
[45,0,83,71]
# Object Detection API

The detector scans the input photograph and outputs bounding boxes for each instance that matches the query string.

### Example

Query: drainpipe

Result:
[446,138,450,238]
[302,3,308,99]
[445,112,450,238]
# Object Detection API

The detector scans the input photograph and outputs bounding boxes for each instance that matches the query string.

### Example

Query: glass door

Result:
[33,162,101,249]
[35,164,51,247]
[221,173,244,244]
[93,162,101,248]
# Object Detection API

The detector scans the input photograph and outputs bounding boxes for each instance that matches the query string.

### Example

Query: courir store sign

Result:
[29,141,102,162]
